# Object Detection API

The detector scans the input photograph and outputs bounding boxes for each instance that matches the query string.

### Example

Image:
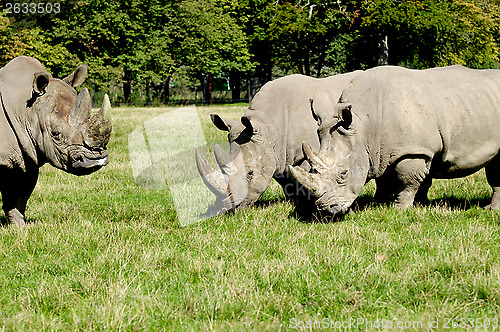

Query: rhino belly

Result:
[432,142,500,179]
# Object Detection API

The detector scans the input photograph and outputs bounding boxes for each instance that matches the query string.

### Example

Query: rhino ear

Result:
[240,115,255,133]
[33,72,50,94]
[338,104,353,129]
[210,114,237,132]
[63,64,88,87]
[309,99,322,126]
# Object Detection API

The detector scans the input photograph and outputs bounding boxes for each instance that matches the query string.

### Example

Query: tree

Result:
[348,0,500,69]
[266,1,354,76]
[233,0,357,79]
[48,0,175,101]
[171,0,253,102]
[0,12,78,74]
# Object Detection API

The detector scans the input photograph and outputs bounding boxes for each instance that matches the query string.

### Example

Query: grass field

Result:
[1,104,500,331]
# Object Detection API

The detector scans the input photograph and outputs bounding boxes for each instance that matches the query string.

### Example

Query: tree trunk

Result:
[145,78,151,106]
[161,76,170,103]
[123,68,132,103]
[304,49,311,76]
[376,34,389,66]
[314,43,327,77]
[231,71,241,103]
[203,73,212,105]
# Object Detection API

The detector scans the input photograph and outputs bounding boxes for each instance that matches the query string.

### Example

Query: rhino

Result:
[195,72,359,214]
[0,56,112,225]
[289,65,500,217]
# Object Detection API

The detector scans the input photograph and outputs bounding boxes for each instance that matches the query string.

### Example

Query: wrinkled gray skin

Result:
[196,72,359,214]
[0,56,112,225]
[290,65,500,217]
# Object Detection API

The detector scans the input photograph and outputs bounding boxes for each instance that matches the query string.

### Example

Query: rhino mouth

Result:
[69,149,109,175]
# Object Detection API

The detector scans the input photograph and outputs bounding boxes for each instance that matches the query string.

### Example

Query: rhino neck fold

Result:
[245,109,281,172]
[349,104,382,181]
[0,90,39,168]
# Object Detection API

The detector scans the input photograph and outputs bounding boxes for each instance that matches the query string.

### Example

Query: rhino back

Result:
[248,72,360,174]
[342,65,500,178]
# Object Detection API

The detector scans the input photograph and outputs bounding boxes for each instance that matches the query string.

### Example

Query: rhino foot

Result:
[6,210,26,226]
[484,203,500,211]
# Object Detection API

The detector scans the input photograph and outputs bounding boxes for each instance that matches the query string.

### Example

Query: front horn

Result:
[302,143,329,174]
[69,88,92,127]
[196,148,230,196]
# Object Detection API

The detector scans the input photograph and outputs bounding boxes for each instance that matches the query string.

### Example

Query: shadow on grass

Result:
[291,195,381,224]
[253,197,286,209]
[200,193,495,223]
[427,197,490,210]
[290,195,495,223]
[197,197,287,220]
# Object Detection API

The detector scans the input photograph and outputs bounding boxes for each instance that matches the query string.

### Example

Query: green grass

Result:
[1,105,500,331]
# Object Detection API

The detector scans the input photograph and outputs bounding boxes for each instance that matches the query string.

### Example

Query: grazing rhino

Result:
[0,56,112,225]
[289,65,500,217]
[196,72,359,214]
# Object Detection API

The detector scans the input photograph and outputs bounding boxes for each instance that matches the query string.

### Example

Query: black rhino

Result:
[0,56,112,225]
[290,65,500,217]
[196,72,359,214]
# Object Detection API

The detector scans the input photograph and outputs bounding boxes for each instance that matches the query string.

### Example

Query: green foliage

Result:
[49,0,175,82]
[0,13,25,66]
[0,13,77,75]
[1,0,499,91]
[172,0,253,74]
[441,0,500,68]
[356,0,500,69]
[245,0,354,76]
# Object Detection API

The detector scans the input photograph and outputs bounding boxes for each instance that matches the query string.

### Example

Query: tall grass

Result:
[0,105,499,331]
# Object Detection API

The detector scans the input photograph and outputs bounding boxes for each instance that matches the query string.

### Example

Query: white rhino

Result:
[290,65,500,217]
[196,72,360,214]
[0,56,112,225]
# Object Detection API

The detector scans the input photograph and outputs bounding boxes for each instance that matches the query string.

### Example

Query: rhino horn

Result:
[196,148,229,196]
[69,88,92,127]
[302,143,329,174]
[288,165,320,195]
[83,94,112,148]
[214,144,239,176]
[92,94,111,125]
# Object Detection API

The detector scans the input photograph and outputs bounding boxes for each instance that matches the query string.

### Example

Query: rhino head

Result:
[30,65,112,175]
[289,101,369,217]
[196,113,277,214]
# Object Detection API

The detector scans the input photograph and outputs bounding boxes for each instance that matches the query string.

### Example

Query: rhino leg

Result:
[414,177,432,206]
[485,157,500,210]
[0,170,38,226]
[276,173,301,200]
[374,176,394,202]
[392,158,430,209]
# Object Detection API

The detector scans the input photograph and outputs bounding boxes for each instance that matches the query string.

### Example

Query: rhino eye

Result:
[51,126,63,140]
[337,169,349,183]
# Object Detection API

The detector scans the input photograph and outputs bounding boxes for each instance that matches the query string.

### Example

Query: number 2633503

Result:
[4,3,61,14]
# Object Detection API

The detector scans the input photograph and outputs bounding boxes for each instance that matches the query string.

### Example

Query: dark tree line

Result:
[1,0,499,103]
